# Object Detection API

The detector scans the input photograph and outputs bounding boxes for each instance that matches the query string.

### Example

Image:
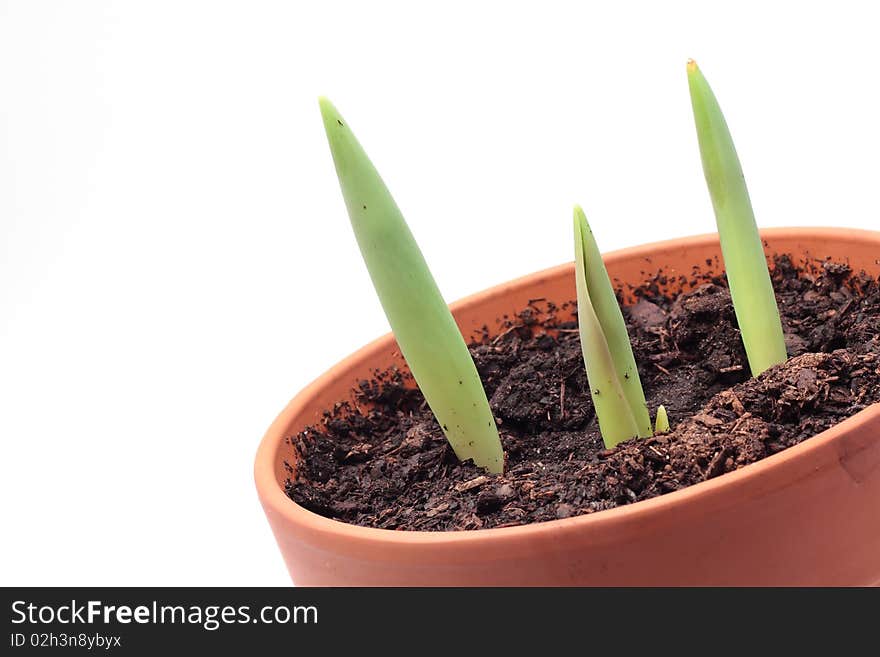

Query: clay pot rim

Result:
[254,226,880,547]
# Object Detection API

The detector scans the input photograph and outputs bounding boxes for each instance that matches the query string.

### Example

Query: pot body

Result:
[255,228,880,586]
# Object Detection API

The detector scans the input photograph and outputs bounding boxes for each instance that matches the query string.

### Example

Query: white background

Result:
[2,1,878,585]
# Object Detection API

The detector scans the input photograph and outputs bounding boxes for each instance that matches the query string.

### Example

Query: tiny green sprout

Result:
[687,60,787,376]
[573,206,653,448]
[318,98,504,473]
[654,405,670,434]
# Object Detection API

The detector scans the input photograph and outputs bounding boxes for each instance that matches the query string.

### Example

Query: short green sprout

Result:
[573,206,654,448]
[319,98,504,473]
[687,60,787,376]
[654,405,670,434]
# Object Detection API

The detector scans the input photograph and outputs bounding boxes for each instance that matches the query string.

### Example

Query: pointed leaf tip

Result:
[318,96,346,131]
[687,59,699,74]
[572,205,584,233]
[317,95,333,114]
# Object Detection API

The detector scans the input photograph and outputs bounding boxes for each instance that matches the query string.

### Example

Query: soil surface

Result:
[285,256,880,531]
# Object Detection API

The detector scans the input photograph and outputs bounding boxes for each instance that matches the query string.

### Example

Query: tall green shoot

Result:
[319,98,504,473]
[687,60,787,376]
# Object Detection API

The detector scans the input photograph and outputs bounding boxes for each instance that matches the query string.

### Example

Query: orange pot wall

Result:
[255,228,880,586]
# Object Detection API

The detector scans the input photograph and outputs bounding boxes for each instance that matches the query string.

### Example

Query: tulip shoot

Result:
[319,97,504,473]
[687,60,787,376]
[574,206,652,448]
[654,405,670,434]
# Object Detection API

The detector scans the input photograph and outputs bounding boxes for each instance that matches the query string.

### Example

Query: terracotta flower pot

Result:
[255,227,880,586]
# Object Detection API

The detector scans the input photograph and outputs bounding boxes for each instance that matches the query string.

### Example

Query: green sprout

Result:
[318,98,504,473]
[687,60,787,376]
[573,206,654,448]
[654,405,670,434]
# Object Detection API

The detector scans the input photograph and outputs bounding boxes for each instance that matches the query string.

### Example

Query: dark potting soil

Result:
[285,256,880,531]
